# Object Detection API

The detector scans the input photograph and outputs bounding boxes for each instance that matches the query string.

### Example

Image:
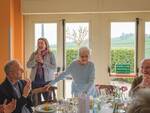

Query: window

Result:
[65,23,89,66]
[110,22,136,75]
[110,22,136,89]
[65,22,89,98]
[145,22,150,58]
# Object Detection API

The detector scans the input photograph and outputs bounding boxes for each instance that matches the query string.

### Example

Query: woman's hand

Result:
[37,56,44,64]
[78,59,88,65]
[35,54,43,64]
[78,60,84,65]
[35,54,40,62]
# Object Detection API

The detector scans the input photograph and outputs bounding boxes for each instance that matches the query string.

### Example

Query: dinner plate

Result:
[35,104,56,113]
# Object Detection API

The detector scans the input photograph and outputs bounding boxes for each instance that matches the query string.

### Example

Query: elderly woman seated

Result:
[50,47,96,97]
[127,59,150,113]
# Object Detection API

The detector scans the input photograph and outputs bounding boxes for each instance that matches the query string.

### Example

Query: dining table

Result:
[33,95,130,113]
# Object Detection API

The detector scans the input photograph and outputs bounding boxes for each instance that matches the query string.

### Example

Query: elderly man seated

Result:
[0,60,51,113]
[128,58,150,113]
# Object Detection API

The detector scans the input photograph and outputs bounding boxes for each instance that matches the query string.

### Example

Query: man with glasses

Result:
[0,60,33,113]
[0,60,51,113]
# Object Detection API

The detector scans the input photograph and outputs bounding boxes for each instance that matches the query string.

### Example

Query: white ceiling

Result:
[22,0,150,14]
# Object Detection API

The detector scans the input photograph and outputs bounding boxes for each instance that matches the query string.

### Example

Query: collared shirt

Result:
[12,81,31,113]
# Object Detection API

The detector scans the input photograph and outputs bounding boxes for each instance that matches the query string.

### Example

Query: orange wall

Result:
[11,0,24,65]
[0,0,24,83]
[0,0,11,83]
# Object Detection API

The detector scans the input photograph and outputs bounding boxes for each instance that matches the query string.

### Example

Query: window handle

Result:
[108,66,111,76]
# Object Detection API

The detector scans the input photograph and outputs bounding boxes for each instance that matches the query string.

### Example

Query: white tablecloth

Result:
[34,103,113,113]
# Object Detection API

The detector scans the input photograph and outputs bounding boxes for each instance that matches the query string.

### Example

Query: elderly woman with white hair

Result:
[50,47,95,97]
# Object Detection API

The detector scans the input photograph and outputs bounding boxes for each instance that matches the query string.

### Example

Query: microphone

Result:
[57,67,61,74]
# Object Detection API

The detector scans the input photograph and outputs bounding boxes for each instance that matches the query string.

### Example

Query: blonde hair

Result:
[36,37,51,52]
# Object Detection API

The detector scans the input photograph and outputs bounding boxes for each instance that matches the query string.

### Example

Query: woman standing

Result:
[50,47,95,97]
[27,38,56,103]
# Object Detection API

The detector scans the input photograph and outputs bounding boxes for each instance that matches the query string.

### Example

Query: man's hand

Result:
[32,84,51,94]
[0,105,4,113]
[4,99,16,113]
[23,79,31,97]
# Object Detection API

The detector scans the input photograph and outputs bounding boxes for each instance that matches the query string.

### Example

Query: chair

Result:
[33,86,58,105]
[48,86,57,102]
[95,84,116,95]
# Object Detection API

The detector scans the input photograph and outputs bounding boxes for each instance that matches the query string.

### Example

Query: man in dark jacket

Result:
[0,60,33,113]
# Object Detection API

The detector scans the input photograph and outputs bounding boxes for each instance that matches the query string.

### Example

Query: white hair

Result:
[79,47,91,56]
[141,58,150,65]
